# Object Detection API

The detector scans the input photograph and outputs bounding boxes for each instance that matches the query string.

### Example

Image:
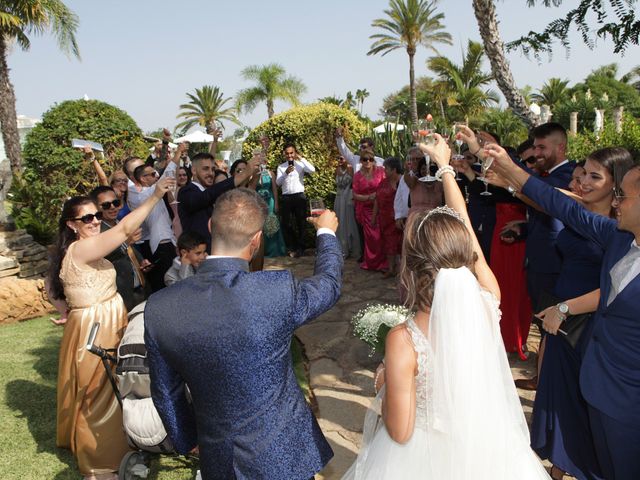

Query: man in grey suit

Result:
[145,188,343,479]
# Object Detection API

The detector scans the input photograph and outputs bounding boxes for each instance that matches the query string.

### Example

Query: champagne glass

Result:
[309,198,326,217]
[165,169,179,204]
[479,155,494,196]
[473,133,484,167]
[451,122,467,181]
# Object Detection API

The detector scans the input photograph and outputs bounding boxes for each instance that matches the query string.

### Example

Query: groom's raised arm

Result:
[290,214,343,328]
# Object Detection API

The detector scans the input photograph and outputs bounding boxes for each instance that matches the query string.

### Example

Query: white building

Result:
[0,115,40,163]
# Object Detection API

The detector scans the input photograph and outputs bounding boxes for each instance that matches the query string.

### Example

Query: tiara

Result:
[417,205,464,231]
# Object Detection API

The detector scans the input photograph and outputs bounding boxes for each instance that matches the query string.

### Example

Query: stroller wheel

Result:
[119,451,149,479]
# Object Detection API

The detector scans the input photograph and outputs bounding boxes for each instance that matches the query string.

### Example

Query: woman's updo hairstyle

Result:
[399,208,477,311]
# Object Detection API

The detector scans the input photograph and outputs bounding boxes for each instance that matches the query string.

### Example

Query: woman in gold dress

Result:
[48,176,173,480]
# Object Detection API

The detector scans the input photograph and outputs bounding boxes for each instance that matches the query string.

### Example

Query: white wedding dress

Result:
[343,267,550,480]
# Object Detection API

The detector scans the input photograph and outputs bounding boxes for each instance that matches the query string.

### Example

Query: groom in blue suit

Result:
[491,147,640,480]
[144,188,343,479]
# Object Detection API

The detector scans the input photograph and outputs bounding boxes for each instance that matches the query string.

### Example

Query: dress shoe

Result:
[514,376,538,391]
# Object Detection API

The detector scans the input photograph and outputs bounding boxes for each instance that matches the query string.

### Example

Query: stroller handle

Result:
[86,322,100,353]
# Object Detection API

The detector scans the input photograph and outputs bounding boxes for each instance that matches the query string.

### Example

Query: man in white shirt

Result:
[335,127,384,172]
[127,142,186,291]
[276,143,315,257]
[394,147,421,230]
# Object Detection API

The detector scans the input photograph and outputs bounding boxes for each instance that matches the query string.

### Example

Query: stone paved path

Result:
[265,256,544,480]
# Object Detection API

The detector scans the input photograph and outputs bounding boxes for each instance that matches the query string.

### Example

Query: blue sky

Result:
[8,0,638,133]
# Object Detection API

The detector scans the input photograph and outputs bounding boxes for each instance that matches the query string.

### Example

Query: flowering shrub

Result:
[351,303,411,356]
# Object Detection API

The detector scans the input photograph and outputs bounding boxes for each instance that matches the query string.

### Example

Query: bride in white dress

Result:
[343,135,550,480]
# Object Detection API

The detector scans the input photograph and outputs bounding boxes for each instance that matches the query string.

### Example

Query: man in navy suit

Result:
[524,123,575,312]
[145,188,343,479]
[491,144,640,480]
[178,153,260,251]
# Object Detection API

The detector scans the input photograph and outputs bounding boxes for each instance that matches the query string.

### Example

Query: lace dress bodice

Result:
[60,242,118,309]
[336,170,353,192]
[405,317,433,429]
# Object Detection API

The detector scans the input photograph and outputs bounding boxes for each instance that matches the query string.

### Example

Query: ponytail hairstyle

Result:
[399,209,477,312]
[47,196,96,301]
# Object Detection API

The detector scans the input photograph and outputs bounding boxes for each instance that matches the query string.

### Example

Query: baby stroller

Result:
[86,301,195,479]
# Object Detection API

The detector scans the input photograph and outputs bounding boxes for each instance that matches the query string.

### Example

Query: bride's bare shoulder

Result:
[385,325,416,364]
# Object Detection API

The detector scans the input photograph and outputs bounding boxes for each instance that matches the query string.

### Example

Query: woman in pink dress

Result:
[373,157,403,277]
[352,151,387,271]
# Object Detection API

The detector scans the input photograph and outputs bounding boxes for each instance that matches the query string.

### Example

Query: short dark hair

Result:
[177,231,207,252]
[360,137,375,149]
[532,122,567,142]
[283,143,297,152]
[123,156,142,177]
[89,185,115,203]
[133,164,152,183]
[516,139,534,156]
[191,152,214,167]
[383,156,403,174]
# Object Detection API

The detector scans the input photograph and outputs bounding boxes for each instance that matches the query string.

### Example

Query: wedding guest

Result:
[49,177,173,480]
[343,134,549,479]
[276,143,315,258]
[176,166,190,192]
[164,231,208,286]
[335,126,384,172]
[404,156,444,218]
[90,186,150,311]
[352,150,387,271]
[84,146,131,220]
[334,155,361,259]
[529,148,635,480]
[256,155,286,258]
[393,148,420,231]
[490,142,640,480]
[231,158,264,271]
[374,157,403,277]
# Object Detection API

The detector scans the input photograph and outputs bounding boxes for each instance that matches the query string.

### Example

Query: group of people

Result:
[45,118,640,480]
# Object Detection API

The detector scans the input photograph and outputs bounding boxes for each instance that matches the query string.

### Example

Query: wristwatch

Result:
[557,302,570,315]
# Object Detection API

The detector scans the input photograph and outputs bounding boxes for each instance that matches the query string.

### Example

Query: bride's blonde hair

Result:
[399,209,477,312]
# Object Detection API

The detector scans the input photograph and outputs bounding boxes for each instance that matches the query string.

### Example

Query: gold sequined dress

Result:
[56,242,130,475]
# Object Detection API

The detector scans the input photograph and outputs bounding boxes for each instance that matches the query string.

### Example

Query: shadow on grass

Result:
[6,334,77,479]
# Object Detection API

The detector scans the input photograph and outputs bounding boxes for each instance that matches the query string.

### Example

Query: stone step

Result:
[0,266,20,278]
[0,255,18,270]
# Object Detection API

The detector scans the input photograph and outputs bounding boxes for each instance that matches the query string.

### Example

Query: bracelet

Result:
[374,367,385,394]
[507,185,518,197]
[472,146,482,155]
[435,165,456,182]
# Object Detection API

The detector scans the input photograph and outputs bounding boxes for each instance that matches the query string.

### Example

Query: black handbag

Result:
[532,292,592,349]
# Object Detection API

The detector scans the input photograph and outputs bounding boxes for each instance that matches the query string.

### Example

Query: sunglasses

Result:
[100,199,121,210]
[111,178,128,184]
[524,156,537,165]
[612,187,639,201]
[361,158,375,163]
[71,212,104,224]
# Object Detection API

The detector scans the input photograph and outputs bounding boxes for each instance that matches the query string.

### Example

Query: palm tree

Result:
[622,65,640,92]
[176,86,239,133]
[471,0,537,126]
[355,88,370,114]
[0,0,79,224]
[342,91,356,110]
[236,63,306,119]
[368,0,452,126]
[427,40,498,123]
[531,78,570,111]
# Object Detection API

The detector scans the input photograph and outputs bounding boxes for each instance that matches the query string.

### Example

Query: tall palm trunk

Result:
[408,48,418,126]
[0,37,21,225]
[267,99,275,118]
[472,0,537,126]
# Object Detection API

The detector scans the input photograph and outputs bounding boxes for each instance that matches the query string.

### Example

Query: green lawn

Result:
[1,317,310,479]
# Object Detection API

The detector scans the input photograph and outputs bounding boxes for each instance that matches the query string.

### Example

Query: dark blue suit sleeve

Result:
[144,315,198,454]
[521,175,617,248]
[290,233,343,328]
[178,177,235,214]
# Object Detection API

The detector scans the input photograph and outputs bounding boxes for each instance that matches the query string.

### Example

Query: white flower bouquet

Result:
[351,304,411,356]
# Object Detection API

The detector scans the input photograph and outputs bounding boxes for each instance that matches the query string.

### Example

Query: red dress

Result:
[490,202,532,359]
[353,167,388,271]
[376,178,402,256]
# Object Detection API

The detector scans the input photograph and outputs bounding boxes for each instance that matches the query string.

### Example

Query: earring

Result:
[73,229,78,234]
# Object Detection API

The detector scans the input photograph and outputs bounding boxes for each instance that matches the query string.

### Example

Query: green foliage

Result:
[242,103,367,207]
[370,124,415,159]
[531,77,570,110]
[554,64,640,132]
[176,85,238,133]
[567,115,640,162]
[507,0,640,57]
[479,108,529,148]
[11,99,147,242]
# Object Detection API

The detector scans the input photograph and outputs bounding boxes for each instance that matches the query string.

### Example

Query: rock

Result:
[0,267,20,278]
[0,255,17,270]
[0,277,55,325]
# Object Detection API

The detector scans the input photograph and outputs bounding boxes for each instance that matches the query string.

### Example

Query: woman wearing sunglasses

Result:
[47,176,174,480]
